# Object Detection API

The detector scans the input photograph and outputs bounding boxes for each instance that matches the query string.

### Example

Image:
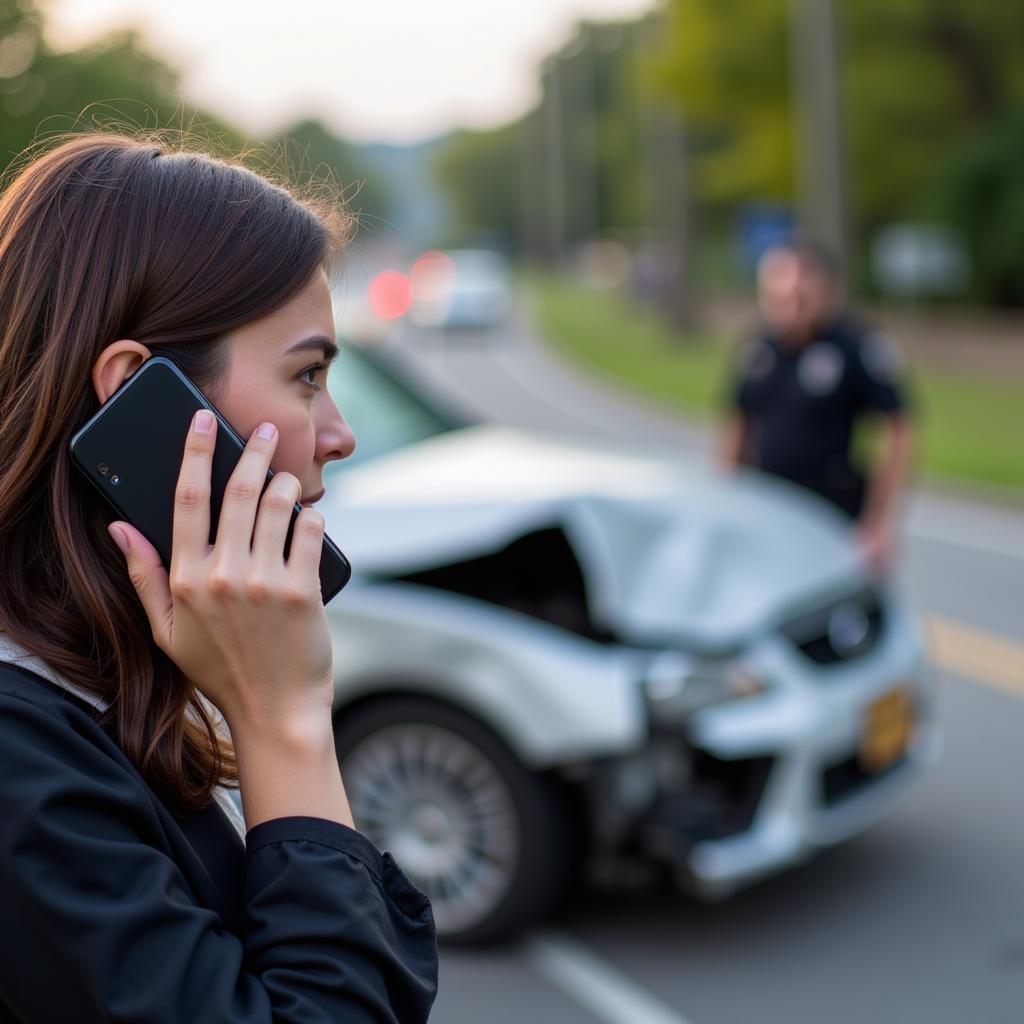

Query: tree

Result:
[654,0,794,209]
[433,120,523,250]
[433,20,655,255]
[269,119,392,237]
[653,0,1024,303]
[841,0,1024,231]
[932,110,1024,306]
[0,0,383,248]
[0,0,246,174]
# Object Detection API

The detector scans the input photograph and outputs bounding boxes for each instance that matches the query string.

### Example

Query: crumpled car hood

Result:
[322,425,869,649]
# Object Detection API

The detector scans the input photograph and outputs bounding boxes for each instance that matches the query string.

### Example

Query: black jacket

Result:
[0,662,438,1023]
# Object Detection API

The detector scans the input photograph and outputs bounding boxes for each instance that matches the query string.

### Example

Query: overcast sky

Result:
[46,0,654,144]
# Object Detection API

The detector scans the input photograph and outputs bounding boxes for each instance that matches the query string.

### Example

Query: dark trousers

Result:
[799,474,867,520]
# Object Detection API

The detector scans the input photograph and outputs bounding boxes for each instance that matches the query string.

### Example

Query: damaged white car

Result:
[322,345,938,944]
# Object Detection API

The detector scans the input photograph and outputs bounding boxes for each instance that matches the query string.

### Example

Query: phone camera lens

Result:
[97,463,109,477]
[110,474,121,485]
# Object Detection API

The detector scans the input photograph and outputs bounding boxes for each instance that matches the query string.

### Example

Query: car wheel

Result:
[333,697,571,945]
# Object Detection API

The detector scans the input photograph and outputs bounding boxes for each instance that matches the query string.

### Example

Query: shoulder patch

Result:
[860,333,904,383]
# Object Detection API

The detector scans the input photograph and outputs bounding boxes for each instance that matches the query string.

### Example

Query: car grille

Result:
[781,587,884,666]
[641,752,775,849]
[821,752,905,806]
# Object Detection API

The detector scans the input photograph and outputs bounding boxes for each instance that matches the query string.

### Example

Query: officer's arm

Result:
[862,413,913,527]
[857,413,914,568]
[718,412,748,469]
[851,329,913,545]
[720,337,762,470]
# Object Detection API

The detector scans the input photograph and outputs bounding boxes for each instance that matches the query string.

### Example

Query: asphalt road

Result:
[375,311,1024,1024]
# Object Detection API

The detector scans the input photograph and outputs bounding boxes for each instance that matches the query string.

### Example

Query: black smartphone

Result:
[69,355,351,604]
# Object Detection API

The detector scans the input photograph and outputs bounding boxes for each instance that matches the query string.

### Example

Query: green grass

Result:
[527,275,1024,494]
[913,373,1023,491]
[529,275,731,418]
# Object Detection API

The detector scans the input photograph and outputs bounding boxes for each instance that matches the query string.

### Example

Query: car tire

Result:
[333,697,571,946]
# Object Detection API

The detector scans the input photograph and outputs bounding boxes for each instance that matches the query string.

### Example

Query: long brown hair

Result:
[0,132,350,809]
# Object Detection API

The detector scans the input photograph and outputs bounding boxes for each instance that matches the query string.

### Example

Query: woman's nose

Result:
[317,399,357,464]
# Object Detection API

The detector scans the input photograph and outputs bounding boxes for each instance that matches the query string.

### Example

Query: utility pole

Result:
[540,56,568,266]
[789,0,849,267]
[649,105,697,329]
[518,109,547,265]
[638,10,698,330]
[561,24,601,247]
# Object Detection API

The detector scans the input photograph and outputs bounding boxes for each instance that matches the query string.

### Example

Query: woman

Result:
[0,133,437,1022]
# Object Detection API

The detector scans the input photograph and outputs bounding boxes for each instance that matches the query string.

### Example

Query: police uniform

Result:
[730,314,907,518]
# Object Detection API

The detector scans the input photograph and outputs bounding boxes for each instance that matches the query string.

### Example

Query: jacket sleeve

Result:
[0,690,437,1024]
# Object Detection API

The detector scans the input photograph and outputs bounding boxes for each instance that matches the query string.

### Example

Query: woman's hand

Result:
[109,409,352,828]
[107,410,334,743]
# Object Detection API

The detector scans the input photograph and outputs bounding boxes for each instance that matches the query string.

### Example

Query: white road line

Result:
[524,930,695,1024]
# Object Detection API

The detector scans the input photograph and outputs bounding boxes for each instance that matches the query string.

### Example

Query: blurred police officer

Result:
[719,240,914,571]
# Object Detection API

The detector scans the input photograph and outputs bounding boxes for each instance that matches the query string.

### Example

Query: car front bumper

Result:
[676,722,938,898]
[634,595,939,897]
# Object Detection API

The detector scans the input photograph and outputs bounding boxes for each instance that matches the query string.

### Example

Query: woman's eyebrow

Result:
[284,335,339,360]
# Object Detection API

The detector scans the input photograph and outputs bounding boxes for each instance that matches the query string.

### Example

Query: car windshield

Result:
[326,345,455,467]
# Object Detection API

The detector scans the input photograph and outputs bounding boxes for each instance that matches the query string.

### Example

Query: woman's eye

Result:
[299,362,328,391]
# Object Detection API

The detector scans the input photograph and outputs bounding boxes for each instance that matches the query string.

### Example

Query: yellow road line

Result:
[926,616,1024,696]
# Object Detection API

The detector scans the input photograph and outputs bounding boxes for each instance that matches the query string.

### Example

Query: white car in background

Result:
[322,345,938,944]
[408,248,511,330]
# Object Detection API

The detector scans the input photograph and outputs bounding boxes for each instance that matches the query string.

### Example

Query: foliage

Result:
[0,0,382,235]
[268,119,392,235]
[928,111,1024,306]
[433,120,523,249]
[0,0,245,171]
[657,0,1024,229]
[654,0,1024,304]
[435,0,1024,306]
[840,0,1024,232]
[551,21,652,242]
[528,273,731,415]
[434,20,654,255]
[654,0,794,207]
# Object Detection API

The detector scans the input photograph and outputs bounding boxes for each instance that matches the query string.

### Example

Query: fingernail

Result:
[195,410,215,434]
[256,422,276,441]
[108,525,130,554]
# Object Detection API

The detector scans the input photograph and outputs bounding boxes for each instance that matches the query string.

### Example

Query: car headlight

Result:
[642,651,765,725]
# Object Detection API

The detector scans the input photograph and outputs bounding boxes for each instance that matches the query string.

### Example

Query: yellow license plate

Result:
[859,689,913,774]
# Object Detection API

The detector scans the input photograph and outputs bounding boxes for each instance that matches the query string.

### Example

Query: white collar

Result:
[0,633,246,839]
[0,633,108,711]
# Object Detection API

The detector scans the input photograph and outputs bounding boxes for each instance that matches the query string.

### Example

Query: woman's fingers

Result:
[144,412,335,731]
[286,507,326,595]
[170,410,217,565]
[109,521,175,650]
[212,422,279,561]
[251,471,302,570]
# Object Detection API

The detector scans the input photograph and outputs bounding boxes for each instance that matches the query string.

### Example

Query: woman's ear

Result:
[92,341,153,403]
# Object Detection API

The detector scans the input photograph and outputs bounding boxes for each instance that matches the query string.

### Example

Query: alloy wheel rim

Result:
[343,722,520,934]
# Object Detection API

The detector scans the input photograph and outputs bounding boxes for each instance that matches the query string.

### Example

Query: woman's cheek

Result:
[273,420,318,479]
